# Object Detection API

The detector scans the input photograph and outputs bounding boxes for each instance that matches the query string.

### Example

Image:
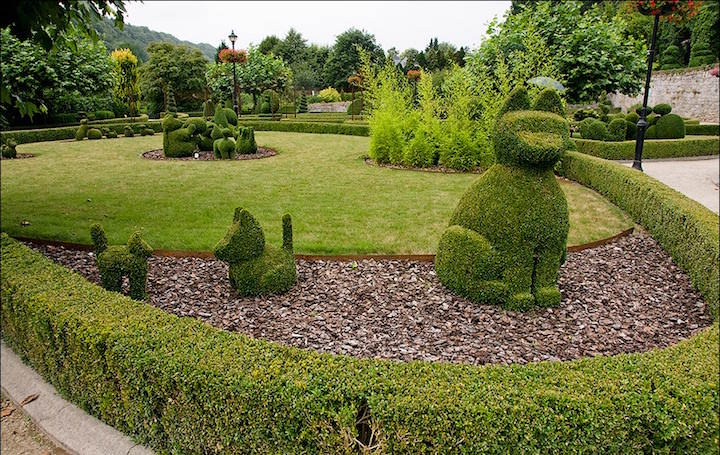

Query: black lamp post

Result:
[228,30,239,116]
[632,13,660,172]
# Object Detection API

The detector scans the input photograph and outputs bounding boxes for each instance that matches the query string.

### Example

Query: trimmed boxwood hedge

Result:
[237,120,368,136]
[686,124,720,136]
[1,233,718,453]
[558,151,718,318]
[1,121,163,145]
[573,136,719,160]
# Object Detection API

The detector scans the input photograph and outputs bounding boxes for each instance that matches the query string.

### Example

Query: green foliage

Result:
[2,120,162,144]
[89,224,152,300]
[213,128,236,159]
[346,98,363,115]
[625,111,640,123]
[323,28,384,90]
[297,93,308,113]
[138,43,207,116]
[660,44,684,69]
[436,90,570,309]
[94,110,115,120]
[689,2,719,67]
[573,108,599,121]
[87,128,102,139]
[317,87,341,102]
[653,103,672,115]
[558,152,719,318]
[497,86,531,118]
[1,232,718,452]
[75,119,89,140]
[572,136,719,159]
[111,48,140,117]
[686,124,720,136]
[202,99,215,118]
[235,127,257,155]
[625,119,638,140]
[655,113,686,139]
[607,118,627,142]
[214,208,296,296]
[165,85,177,114]
[162,113,198,158]
[141,127,154,136]
[1,139,17,158]
[533,89,566,117]
[579,118,609,140]
[106,129,117,138]
[261,90,280,114]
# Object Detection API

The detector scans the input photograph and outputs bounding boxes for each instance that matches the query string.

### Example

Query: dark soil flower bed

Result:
[142,147,276,161]
[364,156,483,173]
[26,232,712,365]
[0,153,34,160]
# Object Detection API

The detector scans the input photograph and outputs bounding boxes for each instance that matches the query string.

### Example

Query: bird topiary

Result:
[90,224,153,300]
[655,113,686,139]
[75,119,89,140]
[214,208,297,296]
[87,128,103,140]
[213,128,236,159]
[235,126,257,154]
[435,85,571,310]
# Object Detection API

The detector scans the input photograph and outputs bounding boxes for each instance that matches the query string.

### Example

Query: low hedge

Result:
[558,151,719,318]
[1,121,163,145]
[686,124,720,136]
[572,136,719,160]
[237,120,368,136]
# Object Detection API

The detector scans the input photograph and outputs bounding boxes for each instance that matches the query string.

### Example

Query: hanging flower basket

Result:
[633,0,701,23]
[406,69,421,81]
[219,48,248,64]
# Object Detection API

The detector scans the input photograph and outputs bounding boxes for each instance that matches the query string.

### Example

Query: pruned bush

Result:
[653,103,672,116]
[578,118,608,140]
[655,113,686,139]
[572,136,719,159]
[607,118,627,142]
[94,110,115,120]
[106,130,118,139]
[297,93,308,113]
[203,99,215,118]
[123,126,134,137]
[572,108,599,121]
[90,224,152,301]
[625,112,640,123]
[235,126,257,155]
[141,128,154,136]
[318,87,341,103]
[625,119,637,140]
[1,139,17,158]
[686,124,720,136]
[75,119,89,141]
[533,89,566,117]
[689,41,716,67]
[162,114,199,158]
[87,128,103,139]
[660,45,683,70]
[213,128,236,159]
[347,98,363,115]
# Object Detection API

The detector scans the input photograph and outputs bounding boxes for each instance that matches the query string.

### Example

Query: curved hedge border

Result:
[686,124,720,136]
[237,120,368,136]
[558,151,719,318]
[572,136,719,160]
[1,121,163,145]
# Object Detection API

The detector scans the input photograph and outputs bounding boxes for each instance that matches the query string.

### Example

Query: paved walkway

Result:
[623,157,719,214]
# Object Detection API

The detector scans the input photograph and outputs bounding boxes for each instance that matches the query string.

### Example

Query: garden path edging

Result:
[1,341,154,455]
[12,227,633,263]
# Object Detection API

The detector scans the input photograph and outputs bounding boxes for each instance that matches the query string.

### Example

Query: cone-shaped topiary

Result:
[75,119,89,140]
[689,41,715,67]
[533,89,566,118]
[214,208,296,296]
[297,93,308,113]
[655,113,686,139]
[166,84,177,114]
[87,128,103,139]
[203,99,216,118]
[660,45,683,70]
[213,128,236,159]
[1,139,17,158]
[91,223,153,300]
[435,85,570,310]
[235,126,257,154]
[162,113,198,158]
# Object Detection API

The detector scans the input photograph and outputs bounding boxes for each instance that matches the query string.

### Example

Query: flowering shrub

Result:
[317,87,341,103]
[406,69,421,81]
[632,0,701,22]
[218,48,248,64]
[347,74,362,86]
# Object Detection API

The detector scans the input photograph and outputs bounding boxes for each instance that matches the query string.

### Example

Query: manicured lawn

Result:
[0,132,632,254]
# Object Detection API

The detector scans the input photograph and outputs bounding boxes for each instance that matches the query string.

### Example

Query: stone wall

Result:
[608,67,719,123]
[308,101,351,113]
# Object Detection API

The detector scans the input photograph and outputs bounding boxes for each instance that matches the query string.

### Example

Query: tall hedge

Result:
[572,136,718,160]
[1,233,718,453]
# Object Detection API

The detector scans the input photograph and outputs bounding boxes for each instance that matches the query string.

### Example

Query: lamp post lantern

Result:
[632,13,660,172]
[228,30,239,116]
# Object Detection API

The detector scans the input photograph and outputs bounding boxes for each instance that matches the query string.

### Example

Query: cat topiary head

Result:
[493,86,572,169]
[213,208,265,262]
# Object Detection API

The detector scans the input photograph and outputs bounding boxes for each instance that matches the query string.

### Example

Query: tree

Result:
[258,35,281,55]
[418,38,458,71]
[138,42,208,115]
[111,48,140,116]
[215,40,229,64]
[322,28,384,90]
[276,28,307,65]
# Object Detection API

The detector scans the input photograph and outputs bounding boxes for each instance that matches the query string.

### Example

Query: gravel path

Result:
[27,233,712,365]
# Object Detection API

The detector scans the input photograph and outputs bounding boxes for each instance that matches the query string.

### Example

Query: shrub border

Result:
[1,121,163,145]
[1,151,718,454]
[686,124,720,136]
[572,136,719,160]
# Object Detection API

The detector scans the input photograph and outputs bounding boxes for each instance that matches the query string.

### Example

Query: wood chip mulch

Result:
[26,232,712,366]
[0,154,34,160]
[364,157,483,173]
[142,147,276,161]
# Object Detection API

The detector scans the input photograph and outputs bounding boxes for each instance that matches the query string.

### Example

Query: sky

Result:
[124,1,511,52]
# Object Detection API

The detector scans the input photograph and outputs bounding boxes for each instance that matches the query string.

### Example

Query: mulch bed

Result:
[364,157,483,174]
[0,154,34,160]
[26,232,712,365]
[142,147,276,161]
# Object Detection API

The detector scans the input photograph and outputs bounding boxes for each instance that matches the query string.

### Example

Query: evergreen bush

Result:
[75,119,89,141]
[213,128,236,159]
[660,45,683,70]
[655,113,686,139]
[578,118,609,140]
[533,89,566,117]
[607,118,627,142]
[653,103,672,116]
[1,139,17,158]
[87,128,103,139]
[202,99,216,118]
[297,93,308,113]
[90,224,152,301]
[235,126,257,155]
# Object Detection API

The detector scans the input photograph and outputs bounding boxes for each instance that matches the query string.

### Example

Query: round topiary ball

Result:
[87,128,103,140]
[625,112,640,124]
[607,118,627,142]
[579,118,609,141]
[625,120,638,140]
[653,103,672,116]
[635,104,653,116]
[655,113,686,139]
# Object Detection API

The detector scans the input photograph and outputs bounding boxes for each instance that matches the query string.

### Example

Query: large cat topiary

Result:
[162,113,198,158]
[435,86,571,310]
[235,126,257,154]
[214,208,296,296]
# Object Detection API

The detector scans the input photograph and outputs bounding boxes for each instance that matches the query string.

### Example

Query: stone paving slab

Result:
[1,341,154,455]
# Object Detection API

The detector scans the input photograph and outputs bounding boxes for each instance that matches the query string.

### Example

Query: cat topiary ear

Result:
[497,86,531,118]
[533,88,566,117]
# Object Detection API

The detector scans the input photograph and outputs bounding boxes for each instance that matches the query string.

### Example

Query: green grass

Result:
[0,133,632,254]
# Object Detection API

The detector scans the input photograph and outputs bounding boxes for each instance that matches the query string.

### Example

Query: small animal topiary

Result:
[235,126,257,154]
[90,224,153,300]
[106,129,118,138]
[141,127,155,136]
[87,128,103,139]
[435,85,571,310]
[162,113,198,157]
[124,126,135,137]
[214,208,297,296]
[197,121,215,151]
[75,119,89,140]
[1,139,17,158]
[213,128,236,159]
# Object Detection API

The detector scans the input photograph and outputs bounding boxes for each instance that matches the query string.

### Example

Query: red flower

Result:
[218,48,248,64]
